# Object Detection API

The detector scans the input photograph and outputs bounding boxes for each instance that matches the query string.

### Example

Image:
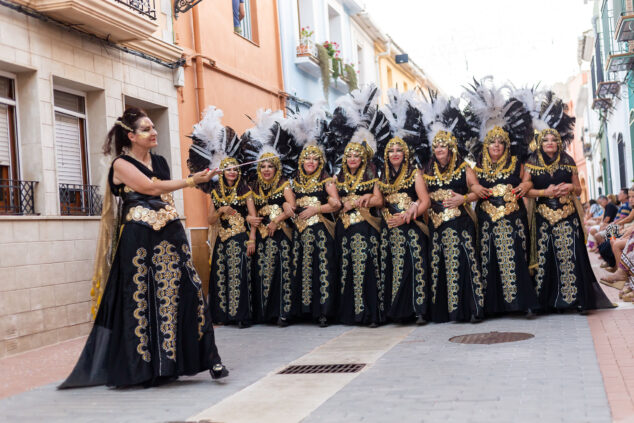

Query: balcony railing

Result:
[0,179,37,215]
[59,184,102,216]
[114,0,157,20]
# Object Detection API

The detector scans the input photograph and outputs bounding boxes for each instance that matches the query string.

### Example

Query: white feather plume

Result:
[282,103,327,147]
[416,94,460,144]
[381,88,419,139]
[349,127,376,154]
[192,106,225,151]
[245,109,284,144]
[334,84,380,128]
[462,76,513,141]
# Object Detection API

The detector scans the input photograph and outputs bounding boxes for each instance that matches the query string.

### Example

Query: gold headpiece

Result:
[115,120,133,132]
[484,126,510,147]
[432,130,458,152]
[257,152,281,184]
[343,142,367,165]
[298,145,324,181]
[220,157,239,169]
[537,128,562,149]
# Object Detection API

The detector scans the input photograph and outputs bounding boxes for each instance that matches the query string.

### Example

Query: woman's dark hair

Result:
[103,107,148,156]
[589,199,597,205]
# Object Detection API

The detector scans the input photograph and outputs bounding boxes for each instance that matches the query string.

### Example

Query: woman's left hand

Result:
[512,184,527,199]
[299,206,319,220]
[247,240,256,256]
[267,221,278,237]
[355,194,372,208]
[443,191,466,208]
[193,168,214,184]
[387,213,405,228]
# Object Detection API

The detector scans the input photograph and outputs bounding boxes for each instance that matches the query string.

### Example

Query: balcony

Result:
[616,10,634,41]
[596,81,622,98]
[295,47,350,93]
[59,184,102,216]
[0,179,37,215]
[606,50,634,72]
[19,0,159,42]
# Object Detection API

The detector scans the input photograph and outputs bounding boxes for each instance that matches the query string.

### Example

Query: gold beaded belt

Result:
[218,213,247,241]
[340,194,367,229]
[295,196,321,232]
[480,184,518,221]
[429,189,454,202]
[428,207,462,227]
[126,204,179,231]
[258,204,283,238]
[537,202,575,225]
[125,192,179,231]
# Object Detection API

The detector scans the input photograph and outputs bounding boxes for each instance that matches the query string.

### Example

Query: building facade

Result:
[0,0,183,358]
[173,0,286,291]
[586,0,634,198]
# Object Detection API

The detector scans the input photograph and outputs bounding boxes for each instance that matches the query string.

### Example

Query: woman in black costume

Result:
[420,96,485,323]
[60,107,227,389]
[523,93,614,312]
[462,79,540,317]
[241,112,300,326]
[375,89,431,325]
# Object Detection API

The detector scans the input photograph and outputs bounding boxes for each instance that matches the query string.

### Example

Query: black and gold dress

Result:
[209,178,253,325]
[291,169,338,322]
[336,165,383,325]
[60,154,223,388]
[527,150,613,311]
[252,177,295,323]
[379,165,429,322]
[474,154,539,314]
[425,156,484,322]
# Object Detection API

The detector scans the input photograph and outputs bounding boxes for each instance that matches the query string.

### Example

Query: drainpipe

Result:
[192,5,206,118]
[375,40,391,97]
[273,0,286,112]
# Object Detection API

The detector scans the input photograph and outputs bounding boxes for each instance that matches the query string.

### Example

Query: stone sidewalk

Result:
[0,251,633,422]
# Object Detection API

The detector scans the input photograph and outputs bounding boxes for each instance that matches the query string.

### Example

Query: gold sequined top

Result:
[211,181,252,241]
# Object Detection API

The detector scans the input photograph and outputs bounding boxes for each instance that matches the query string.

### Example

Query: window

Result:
[54,89,98,215]
[0,75,18,181]
[236,0,258,43]
[617,133,627,188]
[327,5,342,48]
[297,0,316,40]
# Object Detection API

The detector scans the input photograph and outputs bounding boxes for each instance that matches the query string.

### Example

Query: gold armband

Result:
[186,176,196,188]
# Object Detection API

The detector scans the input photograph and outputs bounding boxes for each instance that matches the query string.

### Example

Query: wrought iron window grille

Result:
[0,179,37,215]
[113,0,157,20]
[59,184,102,216]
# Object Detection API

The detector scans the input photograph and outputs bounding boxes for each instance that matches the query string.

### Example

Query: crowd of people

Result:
[57,78,617,390]
[586,188,634,300]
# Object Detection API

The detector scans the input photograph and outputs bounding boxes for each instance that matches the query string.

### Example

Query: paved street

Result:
[1,251,634,423]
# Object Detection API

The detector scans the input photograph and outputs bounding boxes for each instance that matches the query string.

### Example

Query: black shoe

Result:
[318,316,328,328]
[237,321,250,329]
[525,309,536,320]
[210,364,229,380]
[415,315,427,326]
[369,322,379,328]
[277,317,289,327]
[577,306,589,315]
[470,314,483,323]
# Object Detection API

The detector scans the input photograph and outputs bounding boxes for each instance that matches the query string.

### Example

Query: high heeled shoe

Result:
[318,315,328,328]
[415,315,427,326]
[210,364,229,380]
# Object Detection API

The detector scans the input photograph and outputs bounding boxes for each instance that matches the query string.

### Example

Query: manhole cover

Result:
[449,331,534,345]
[278,363,366,374]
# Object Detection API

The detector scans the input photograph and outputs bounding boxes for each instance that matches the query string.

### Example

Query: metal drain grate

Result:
[278,363,366,374]
[449,331,534,345]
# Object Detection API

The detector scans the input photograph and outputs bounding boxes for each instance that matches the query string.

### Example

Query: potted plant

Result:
[296,26,315,56]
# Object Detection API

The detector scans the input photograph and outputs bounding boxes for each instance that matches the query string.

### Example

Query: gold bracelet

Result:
[318,204,322,213]
[246,240,255,245]
[463,194,468,204]
[186,176,196,188]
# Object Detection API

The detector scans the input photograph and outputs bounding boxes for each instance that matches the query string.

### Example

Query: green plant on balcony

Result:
[344,63,358,91]
[317,41,351,101]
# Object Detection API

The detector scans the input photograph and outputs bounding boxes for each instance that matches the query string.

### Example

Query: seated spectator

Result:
[593,188,631,248]
[601,187,634,284]
[584,199,604,224]
[233,0,245,34]
[587,195,619,250]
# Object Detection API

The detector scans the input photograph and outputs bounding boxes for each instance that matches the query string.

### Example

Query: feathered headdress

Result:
[329,85,390,174]
[462,76,533,161]
[282,103,332,174]
[510,87,575,150]
[417,91,471,158]
[240,109,300,181]
[187,106,241,192]
[377,88,428,171]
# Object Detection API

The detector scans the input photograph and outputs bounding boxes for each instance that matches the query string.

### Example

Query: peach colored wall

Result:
[566,72,590,203]
[174,0,285,229]
[173,1,286,286]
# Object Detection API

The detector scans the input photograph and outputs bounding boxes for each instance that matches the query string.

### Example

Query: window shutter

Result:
[55,112,83,185]
[0,104,10,167]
